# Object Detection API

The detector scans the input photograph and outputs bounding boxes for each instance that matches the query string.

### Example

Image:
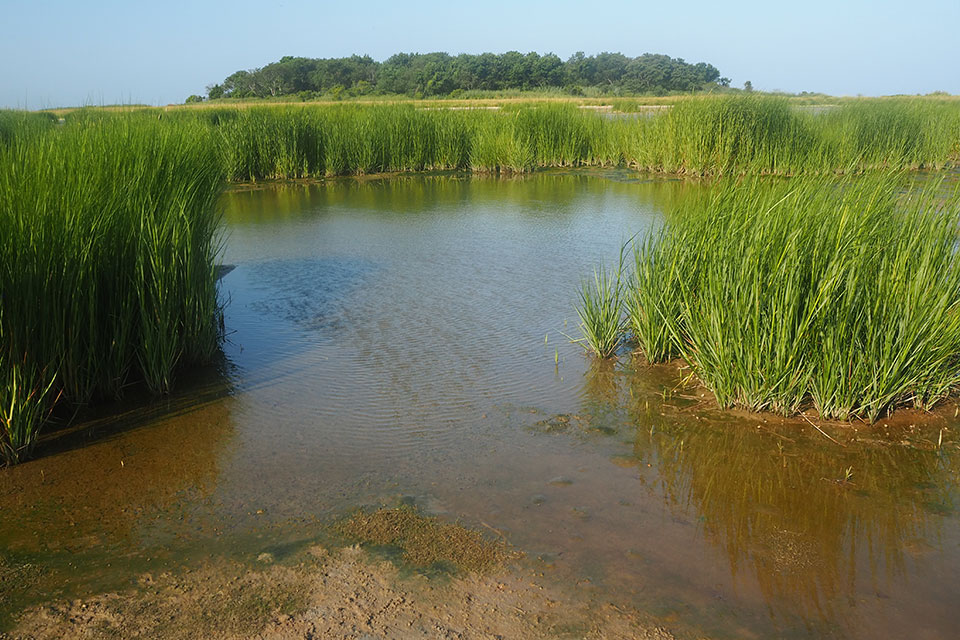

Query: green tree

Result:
[202,50,728,99]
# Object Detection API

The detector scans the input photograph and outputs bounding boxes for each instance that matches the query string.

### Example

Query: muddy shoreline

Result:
[5,530,678,640]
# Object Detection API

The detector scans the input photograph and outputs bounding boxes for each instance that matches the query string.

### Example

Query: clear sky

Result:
[2,0,957,109]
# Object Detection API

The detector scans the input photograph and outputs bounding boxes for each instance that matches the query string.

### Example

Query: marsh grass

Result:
[818,98,960,171]
[128,97,960,180]
[0,110,56,147]
[575,245,628,358]
[624,174,960,421]
[626,95,960,175]
[0,117,225,465]
[0,355,60,464]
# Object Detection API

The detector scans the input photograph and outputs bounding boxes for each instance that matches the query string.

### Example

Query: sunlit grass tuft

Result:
[623,174,960,421]
[0,116,226,465]
[575,247,627,358]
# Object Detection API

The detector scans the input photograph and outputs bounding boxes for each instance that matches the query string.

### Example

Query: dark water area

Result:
[1,170,958,639]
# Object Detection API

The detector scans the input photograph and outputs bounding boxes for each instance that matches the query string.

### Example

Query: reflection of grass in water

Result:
[0,376,236,554]
[580,356,623,409]
[572,359,959,627]
[627,394,958,625]
[337,506,510,574]
[220,169,698,226]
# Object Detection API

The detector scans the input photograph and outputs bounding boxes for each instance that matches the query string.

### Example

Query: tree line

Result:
[201,51,729,100]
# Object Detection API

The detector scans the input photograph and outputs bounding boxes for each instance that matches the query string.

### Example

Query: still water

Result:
[2,170,958,639]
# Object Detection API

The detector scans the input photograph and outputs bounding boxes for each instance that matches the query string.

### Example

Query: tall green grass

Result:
[2,96,958,459]
[57,97,957,181]
[0,110,57,147]
[0,117,225,465]
[626,95,960,175]
[197,97,958,180]
[817,98,960,170]
[623,174,960,421]
[627,95,815,174]
[575,247,628,358]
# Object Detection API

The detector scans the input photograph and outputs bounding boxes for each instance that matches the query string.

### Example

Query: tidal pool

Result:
[1,170,958,639]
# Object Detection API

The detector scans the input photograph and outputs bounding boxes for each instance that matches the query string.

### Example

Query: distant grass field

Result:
[48,95,955,179]
[42,92,837,117]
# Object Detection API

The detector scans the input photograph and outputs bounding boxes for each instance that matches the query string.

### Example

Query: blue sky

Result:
[2,0,957,109]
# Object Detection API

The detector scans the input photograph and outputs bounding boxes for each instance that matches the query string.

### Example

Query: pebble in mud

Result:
[549,476,573,486]
[530,494,547,506]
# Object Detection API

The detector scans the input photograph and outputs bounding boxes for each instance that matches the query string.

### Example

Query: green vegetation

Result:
[0,110,56,146]
[0,113,225,465]
[621,174,960,422]
[575,247,628,358]
[628,95,960,175]
[170,96,959,179]
[203,51,727,101]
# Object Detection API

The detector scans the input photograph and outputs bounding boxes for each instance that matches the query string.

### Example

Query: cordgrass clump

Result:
[623,174,960,422]
[629,95,814,175]
[0,117,226,465]
[624,95,960,175]
[575,247,628,357]
[817,98,960,171]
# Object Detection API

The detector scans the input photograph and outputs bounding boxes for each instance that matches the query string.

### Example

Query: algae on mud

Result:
[9,542,678,640]
[337,505,511,573]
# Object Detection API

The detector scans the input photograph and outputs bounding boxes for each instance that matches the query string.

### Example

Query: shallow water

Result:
[2,170,959,639]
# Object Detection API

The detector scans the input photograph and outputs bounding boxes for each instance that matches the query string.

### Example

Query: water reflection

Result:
[0,365,237,554]
[220,170,698,227]
[576,357,960,635]
[247,257,378,334]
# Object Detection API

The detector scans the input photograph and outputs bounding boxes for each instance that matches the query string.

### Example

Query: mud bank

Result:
[8,543,677,640]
